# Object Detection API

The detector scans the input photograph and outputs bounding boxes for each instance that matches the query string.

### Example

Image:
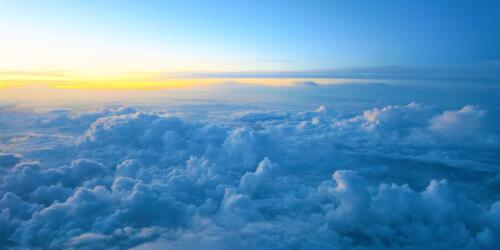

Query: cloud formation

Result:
[0,102,499,249]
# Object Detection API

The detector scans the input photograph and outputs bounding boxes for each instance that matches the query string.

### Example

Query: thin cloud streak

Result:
[171,64,500,82]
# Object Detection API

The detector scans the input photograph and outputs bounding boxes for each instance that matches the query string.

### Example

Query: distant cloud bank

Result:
[175,63,500,82]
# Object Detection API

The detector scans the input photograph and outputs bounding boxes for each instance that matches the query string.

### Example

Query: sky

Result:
[1,0,499,88]
[1,1,500,249]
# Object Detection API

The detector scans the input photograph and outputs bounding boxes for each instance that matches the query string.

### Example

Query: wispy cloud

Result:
[171,63,500,82]
[2,62,498,91]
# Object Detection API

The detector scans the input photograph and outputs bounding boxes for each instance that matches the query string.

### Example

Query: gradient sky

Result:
[0,0,499,84]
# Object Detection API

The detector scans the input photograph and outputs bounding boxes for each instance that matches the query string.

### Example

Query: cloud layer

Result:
[0,102,499,249]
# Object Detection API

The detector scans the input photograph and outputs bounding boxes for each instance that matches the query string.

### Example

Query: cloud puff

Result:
[36,107,138,132]
[0,103,499,249]
[429,105,486,137]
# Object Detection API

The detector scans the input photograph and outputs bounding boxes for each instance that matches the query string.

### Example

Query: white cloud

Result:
[0,103,498,249]
[429,105,486,137]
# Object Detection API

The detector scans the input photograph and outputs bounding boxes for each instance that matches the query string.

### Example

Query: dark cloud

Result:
[294,81,320,87]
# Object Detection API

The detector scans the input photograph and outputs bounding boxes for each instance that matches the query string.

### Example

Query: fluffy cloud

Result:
[429,105,487,137]
[0,102,498,249]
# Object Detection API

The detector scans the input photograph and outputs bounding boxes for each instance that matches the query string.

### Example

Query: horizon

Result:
[1,1,499,249]
[1,0,499,90]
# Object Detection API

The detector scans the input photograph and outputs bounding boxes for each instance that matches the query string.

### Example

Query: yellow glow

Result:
[0,69,361,110]
[48,79,204,90]
[0,69,347,90]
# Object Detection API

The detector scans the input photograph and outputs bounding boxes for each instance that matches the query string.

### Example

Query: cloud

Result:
[230,111,289,122]
[294,81,320,87]
[36,106,138,132]
[0,103,499,249]
[172,63,500,82]
[429,105,486,137]
[0,153,21,168]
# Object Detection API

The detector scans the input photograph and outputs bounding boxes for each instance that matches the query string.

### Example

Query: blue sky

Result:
[1,0,499,74]
[2,2,500,249]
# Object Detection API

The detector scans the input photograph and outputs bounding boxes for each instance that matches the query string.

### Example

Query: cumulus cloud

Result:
[429,105,486,137]
[0,102,499,249]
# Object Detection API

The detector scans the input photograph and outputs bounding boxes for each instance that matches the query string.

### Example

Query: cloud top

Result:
[0,102,499,249]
